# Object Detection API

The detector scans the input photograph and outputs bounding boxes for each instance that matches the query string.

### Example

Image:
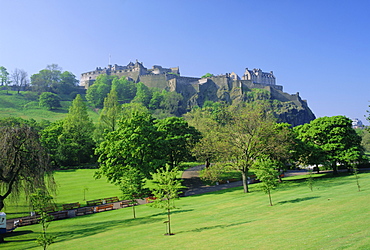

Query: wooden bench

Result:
[43,205,57,213]
[104,197,119,203]
[76,207,94,216]
[49,211,68,220]
[120,200,138,207]
[86,199,103,206]
[18,215,40,226]
[62,202,80,210]
[145,196,157,203]
[95,204,114,212]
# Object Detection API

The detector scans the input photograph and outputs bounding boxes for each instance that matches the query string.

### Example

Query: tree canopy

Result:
[0,126,55,211]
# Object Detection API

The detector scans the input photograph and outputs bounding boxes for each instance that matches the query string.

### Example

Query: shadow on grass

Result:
[3,230,35,243]
[150,209,194,217]
[177,220,252,234]
[52,216,163,243]
[277,196,320,205]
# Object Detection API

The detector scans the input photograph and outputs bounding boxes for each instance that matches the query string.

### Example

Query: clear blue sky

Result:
[1,0,370,124]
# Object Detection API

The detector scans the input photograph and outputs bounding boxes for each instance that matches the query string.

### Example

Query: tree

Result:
[112,77,136,103]
[0,66,11,94]
[30,189,56,250]
[190,105,292,193]
[119,168,148,219]
[11,68,29,94]
[39,92,61,110]
[58,94,95,166]
[253,157,279,206]
[133,82,152,108]
[201,73,214,78]
[97,89,122,133]
[0,126,55,211]
[155,117,201,169]
[150,165,183,235]
[295,116,365,175]
[95,111,165,183]
[30,64,78,95]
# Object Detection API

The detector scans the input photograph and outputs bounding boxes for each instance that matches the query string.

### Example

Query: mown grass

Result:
[2,171,370,249]
[0,90,99,123]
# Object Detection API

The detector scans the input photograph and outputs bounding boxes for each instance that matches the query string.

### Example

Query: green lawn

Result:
[2,171,370,249]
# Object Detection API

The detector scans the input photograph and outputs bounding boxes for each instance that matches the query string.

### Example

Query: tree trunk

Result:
[132,205,136,219]
[268,189,273,206]
[241,171,249,193]
[167,209,172,235]
[0,197,4,211]
[332,163,338,175]
[315,164,320,174]
[205,158,210,168]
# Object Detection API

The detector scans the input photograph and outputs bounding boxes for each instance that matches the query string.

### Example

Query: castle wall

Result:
[139,74,169,89]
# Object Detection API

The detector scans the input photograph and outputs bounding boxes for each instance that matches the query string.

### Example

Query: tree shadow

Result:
[3,230,36,243]
[176,220,252,234]
[150,209,194,217]
[276,196,320,205]
[52,216,163,243]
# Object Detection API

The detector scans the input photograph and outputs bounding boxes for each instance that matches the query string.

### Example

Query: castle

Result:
[80,61,315,126]
[80,60,281,92]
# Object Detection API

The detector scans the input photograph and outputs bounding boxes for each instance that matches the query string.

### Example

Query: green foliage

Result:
[253,157,279,206]
[306,170,315,191]
[119,168,148,219]
[41,95,95,167]
[39,92,61,110]
[133,82,152,107]
[95,112,165,183]
[155,117,202,168]
[246,88,271,102]
[30,189,55,250]
[294,116,365,174]
[0,66,11,94]
[112,77,137,102]
[86,82,111,108]
[150,165,183,235]
[0,125,55,211]
[30,64,79,95]
[201,73,214,78]
[95,89,122,141]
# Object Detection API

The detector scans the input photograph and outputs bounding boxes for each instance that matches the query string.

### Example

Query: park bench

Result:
[145,196,157,203]
[62,202,80,210]
[76,207,94,216]
[104,197,119,203]
[95,204,114,212]
[18,215,40,226]
[49,211,68,220]
[86,199,103,206]
[43,205,57,213]
[120,200,138,207]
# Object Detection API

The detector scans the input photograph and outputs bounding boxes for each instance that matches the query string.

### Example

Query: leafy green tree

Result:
[156,117,201,169]
[112,77,137,102]
[39,92,61,110]
[119,168,148,219]
[133,82,152,107]
[190,105,292,193]
[60,95,95,165]
[86,81,111,108]
[40,120,64,166]
[150,165,183,236]
[95,89,122,141]
[253,157,279,206]
[149,90,163,110]
[295,116,365,175]
[201,73,214,78]
[30,189,55,250]
[159,90,184,116]
[95,112,165,183]
[0,66,11,94]
[0,126,55,211]
[30,64,79,95]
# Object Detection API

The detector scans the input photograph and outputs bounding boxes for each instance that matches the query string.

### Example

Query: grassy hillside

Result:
[0,90,99,123]
[2,171,370,249]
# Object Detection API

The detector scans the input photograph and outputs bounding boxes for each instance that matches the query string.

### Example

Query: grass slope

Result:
[2,171,370,249]
[0,91,99,122]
